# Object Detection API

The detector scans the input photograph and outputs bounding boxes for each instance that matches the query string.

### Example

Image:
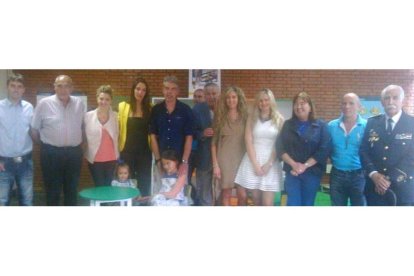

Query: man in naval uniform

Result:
[360,84,414,206]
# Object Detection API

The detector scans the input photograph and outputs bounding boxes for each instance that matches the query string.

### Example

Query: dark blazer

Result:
[276,118,331,177]
[192,102,213,171]
[360,112,414,204]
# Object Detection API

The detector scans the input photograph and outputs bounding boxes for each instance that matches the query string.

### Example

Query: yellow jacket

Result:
[118,101,130,151]
[118,101,152,152]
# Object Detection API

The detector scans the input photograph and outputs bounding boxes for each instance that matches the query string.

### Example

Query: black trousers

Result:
[365,180,414,206]
[40,143,82,206]
[88,161,117,187]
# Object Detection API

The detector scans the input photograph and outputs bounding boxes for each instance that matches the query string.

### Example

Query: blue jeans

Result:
[330,167,366,206]
[0,158,33,206]
[285,170,321,206]
[195,168,213,206]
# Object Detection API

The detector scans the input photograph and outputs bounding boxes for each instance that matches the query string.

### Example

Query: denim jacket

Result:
[276,118,331,177]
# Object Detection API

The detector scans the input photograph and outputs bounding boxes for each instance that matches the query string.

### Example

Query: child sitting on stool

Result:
[111,162,141,205]
[151,150,188,206]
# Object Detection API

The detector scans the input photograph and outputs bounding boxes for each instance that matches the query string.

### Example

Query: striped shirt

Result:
[0,98,33,157]
[31,95,85,147]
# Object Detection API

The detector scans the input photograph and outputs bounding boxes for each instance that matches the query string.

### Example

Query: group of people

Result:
[0,72,413,206]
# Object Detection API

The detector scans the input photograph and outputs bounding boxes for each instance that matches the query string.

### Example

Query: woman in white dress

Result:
[235,89,284,206]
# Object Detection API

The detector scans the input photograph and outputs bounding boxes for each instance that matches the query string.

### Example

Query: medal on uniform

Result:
[368,130,379,148]
[395,133,412,140]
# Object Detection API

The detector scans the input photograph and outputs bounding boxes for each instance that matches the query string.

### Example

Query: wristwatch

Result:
[182,159,188,164]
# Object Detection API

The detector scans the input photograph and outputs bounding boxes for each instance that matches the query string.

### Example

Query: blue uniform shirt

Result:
[149,100,194,158]
[0,98,33,157]
[328,114,367,171]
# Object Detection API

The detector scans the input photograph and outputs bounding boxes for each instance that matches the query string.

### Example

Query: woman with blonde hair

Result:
[211,86,248,206]
[235,89,284,206]
[84,85,119,186]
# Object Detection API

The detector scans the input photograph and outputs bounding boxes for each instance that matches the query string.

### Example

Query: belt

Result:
[0,152,32,163]
[332,167,363,174]
[41,143,81,150]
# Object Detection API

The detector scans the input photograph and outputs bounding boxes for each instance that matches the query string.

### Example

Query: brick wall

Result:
[221,70,414,119]
[15,70,190,191]
[16,70,189,108]
[14,69,414,191]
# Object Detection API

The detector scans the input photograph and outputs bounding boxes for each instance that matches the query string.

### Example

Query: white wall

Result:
[0,70,14,99]
[0,70,8,99]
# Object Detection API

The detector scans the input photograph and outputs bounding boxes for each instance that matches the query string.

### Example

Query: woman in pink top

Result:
[84,85,119,186]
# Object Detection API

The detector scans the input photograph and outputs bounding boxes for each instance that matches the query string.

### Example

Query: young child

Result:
[151,150,188,206]
[111,162,141,204]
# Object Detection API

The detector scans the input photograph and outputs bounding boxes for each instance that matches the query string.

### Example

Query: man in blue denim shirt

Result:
[0,73,34,206]
[328,93,367,206]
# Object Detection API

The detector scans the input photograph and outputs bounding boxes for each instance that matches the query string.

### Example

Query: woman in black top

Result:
[118,77,152,196]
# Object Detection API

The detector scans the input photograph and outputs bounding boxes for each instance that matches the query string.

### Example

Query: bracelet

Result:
[182,159,188,164]
[304,162,310,167]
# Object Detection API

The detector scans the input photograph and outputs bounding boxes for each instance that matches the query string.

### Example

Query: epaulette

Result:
[367,114,383,120]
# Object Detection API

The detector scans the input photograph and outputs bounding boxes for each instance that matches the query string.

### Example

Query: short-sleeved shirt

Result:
[149,100,194,158]
[0,98,33,157]
[328,115,367,171]
[31,95,85,147]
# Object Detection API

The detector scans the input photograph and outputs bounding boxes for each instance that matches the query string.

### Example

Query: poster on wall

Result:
[359,96,383,119]
[276,99,293,120]
[189,69,220,98]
